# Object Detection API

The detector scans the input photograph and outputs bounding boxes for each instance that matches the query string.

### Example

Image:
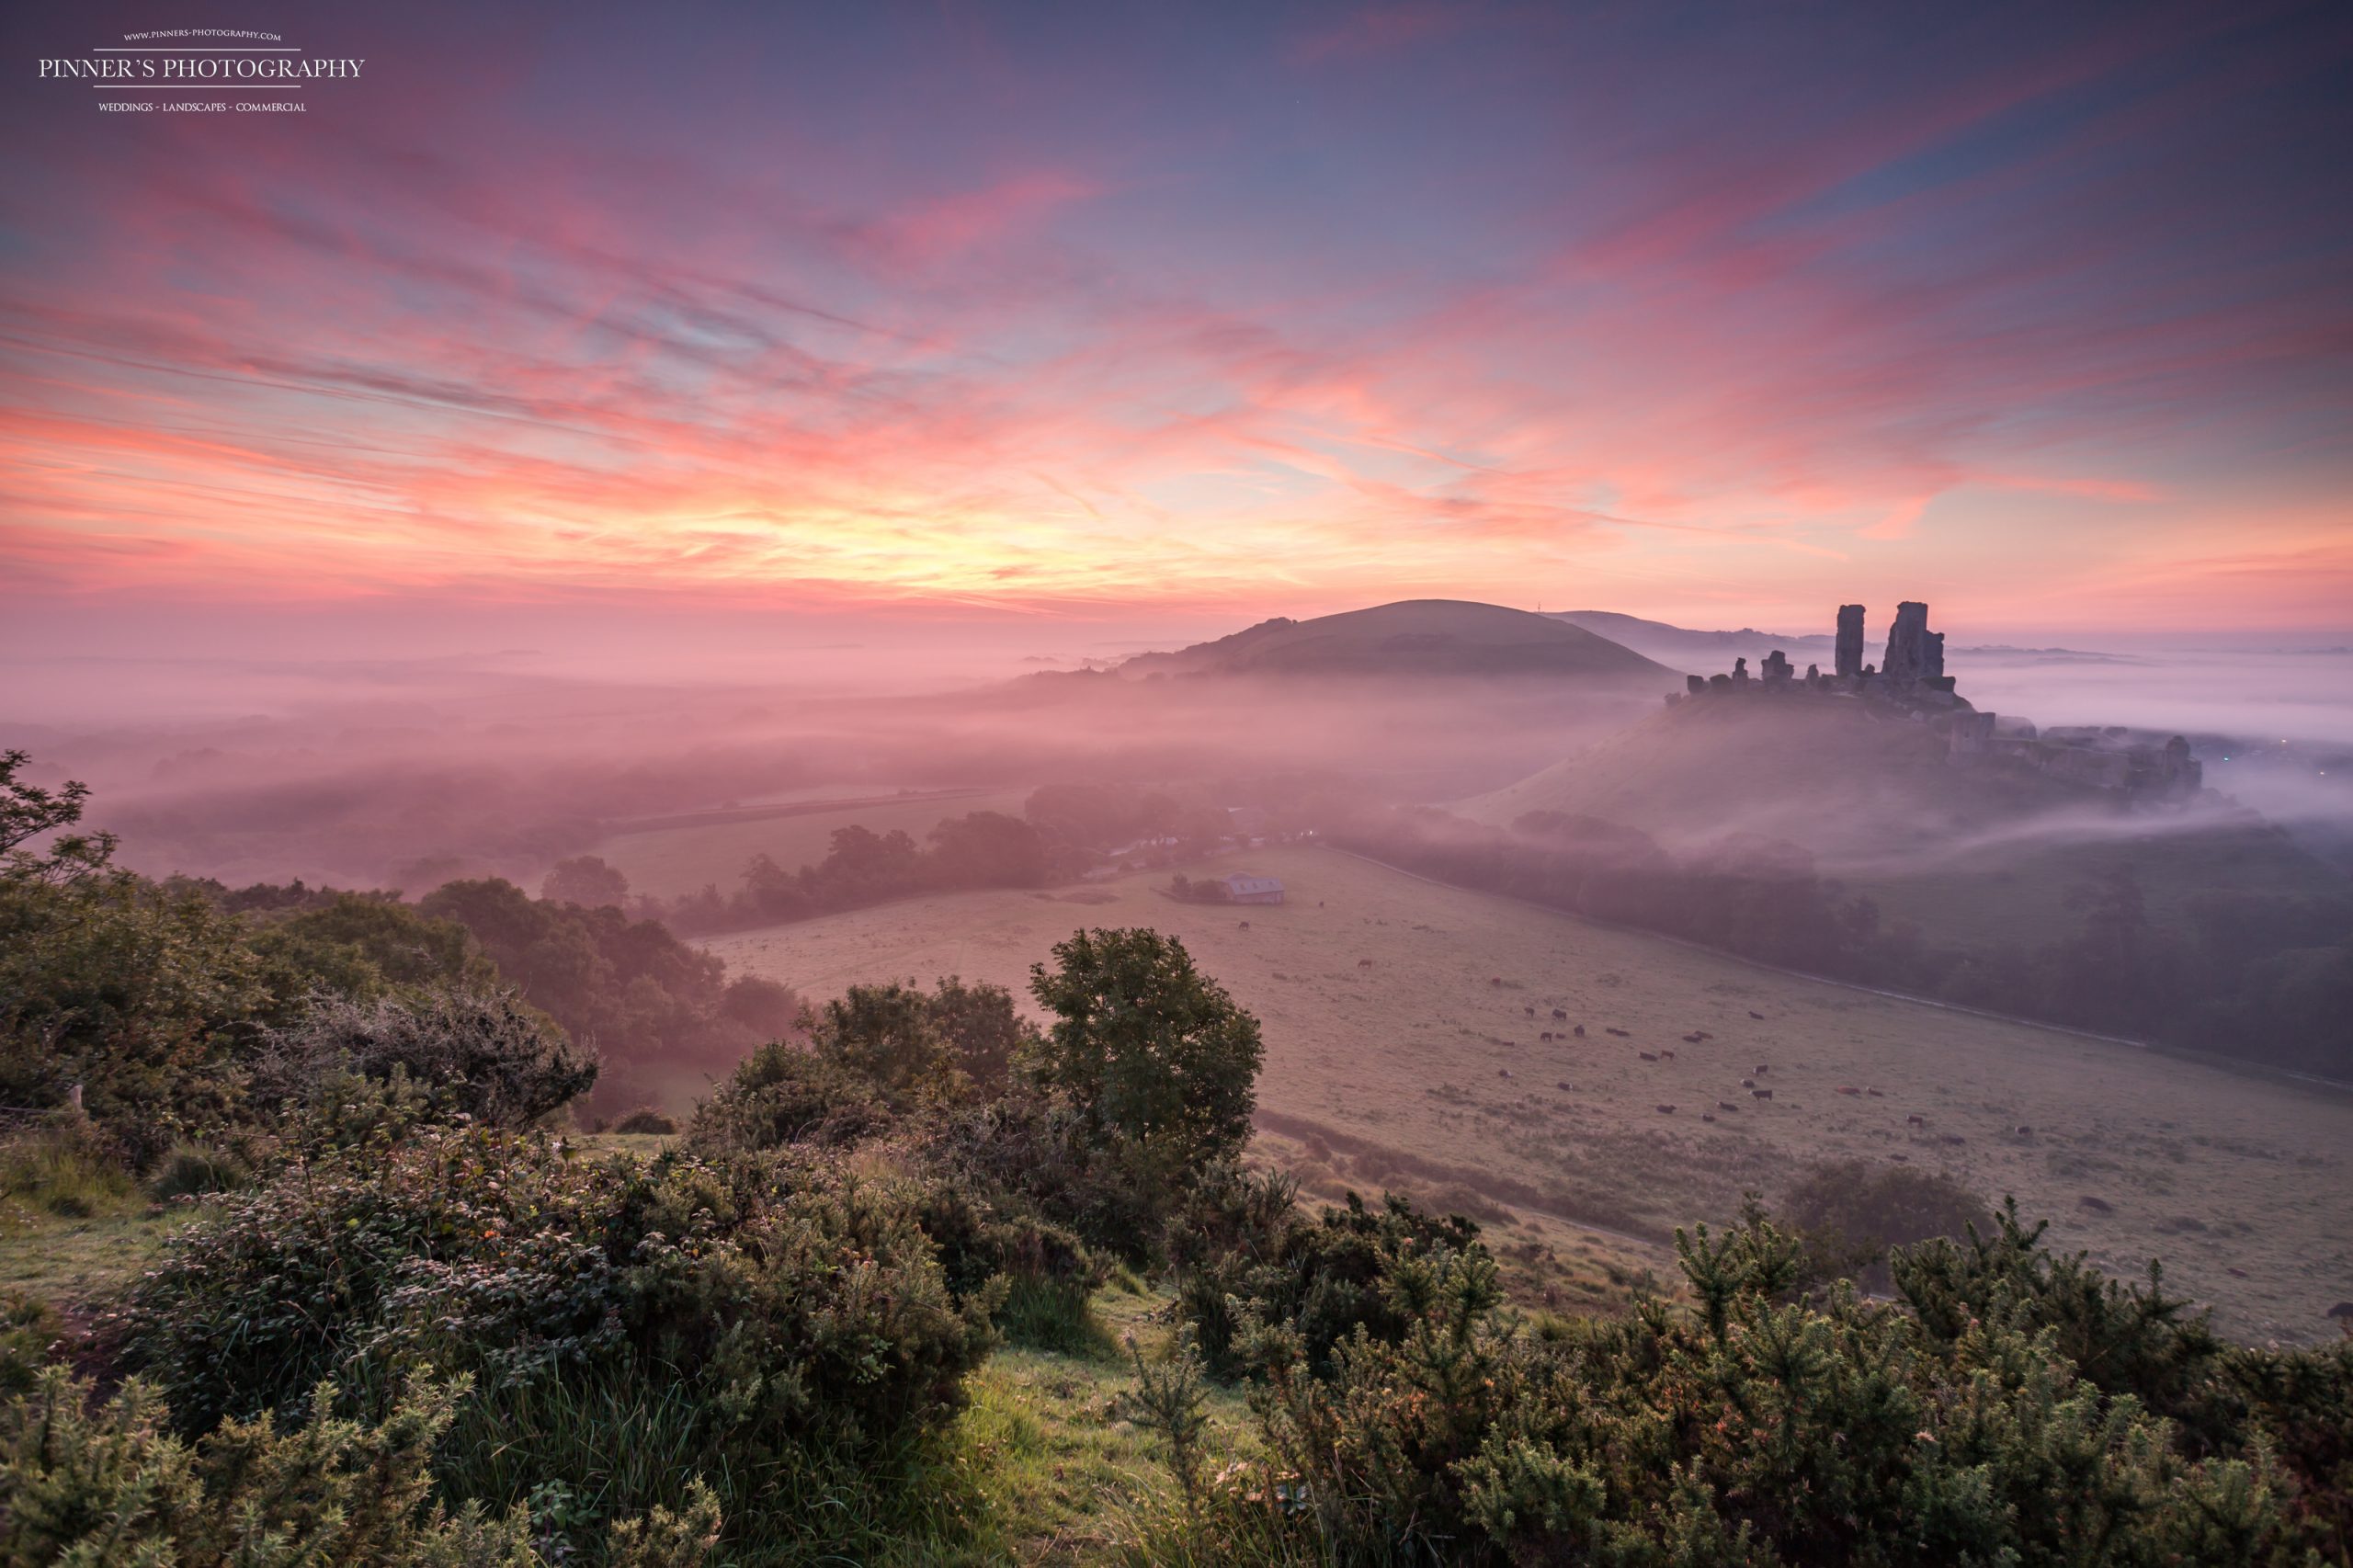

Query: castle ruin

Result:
[1663,601,2202,802]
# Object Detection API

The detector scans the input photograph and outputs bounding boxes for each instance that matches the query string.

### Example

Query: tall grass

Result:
[426,1365,994,1565]
[0,1125,138,1219]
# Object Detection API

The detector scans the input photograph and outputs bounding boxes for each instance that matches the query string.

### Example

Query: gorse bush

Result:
[1144,1199,2348,1566]
[0,1366,721,1567]
[1167,1169,1483,1381]
[105,1127,994,1553]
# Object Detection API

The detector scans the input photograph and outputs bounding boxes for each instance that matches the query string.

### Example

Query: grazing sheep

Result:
[1659,1049,1676,1060]
[1906,1114,1927,1128]
[1555,1079,1573,1091]
[2079,1196,2114,1213]
[1606,1027,1631,1038]
[1717,1101,1740,1112]
[1573,1025,1586,1037]
[1748,1010,1766,1020]
[1752,1088,1774,1100]
[1489,976,1505,986]
[1358,958,1374,968]
[1740,1078,1756,1088]
[1639,1051,1659,1062]
[2226,1267,2250,1279]
[2327,1301,2353,1320]
[1701,1114,1717,1123]
[1525,1006,1536,1017]
[1551,1008,1568,1020]
[2014,1124,2034,1136]
[1654,1104,1676,1115]
[1540,1031,1552,1042]
[1837,1086,1862,1097]
[1239,921,1251,929]
[1754,1064,1770,1074]
[1866,1088,1884,1097]
[1497,1068,1514,1079]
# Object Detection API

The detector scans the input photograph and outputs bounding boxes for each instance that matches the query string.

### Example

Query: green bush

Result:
[255,990,597,1130]
[105,1129,994,1551]
[1781,1156,1992,1292]
[684,1039,888,1153]
[0,1366,720,1566]
[0,1290,58,1401]
[1167,1170,1481,1380]
[146,1141,252,1202]
[1150,1202,2338,1566]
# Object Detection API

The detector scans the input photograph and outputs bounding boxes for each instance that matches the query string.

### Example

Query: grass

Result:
[936,1280,1263,1565]
[589,787,1032,901]
[0,1130,201,1339]
[703,844,2353,1346]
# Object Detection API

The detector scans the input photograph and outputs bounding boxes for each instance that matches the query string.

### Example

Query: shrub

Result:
[0,1366,720,1565]
[105,1129,993,1551]
[611,1106,677,1135]
[256,990,597,1129]
[685,1040,888,1153]
[1781,1156,1992,1291]
[0,1290,58,1401]
[147,1141,251,1202]
[1160,1204,2323,1566]
[1167,1171,1482,1379]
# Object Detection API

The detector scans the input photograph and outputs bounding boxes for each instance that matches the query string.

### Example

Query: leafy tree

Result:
[811,983,953,1107]
[925,812,1048,889]
[1026,928,1263,1182]
[926,975,1032,1095]
[540,855,631,908]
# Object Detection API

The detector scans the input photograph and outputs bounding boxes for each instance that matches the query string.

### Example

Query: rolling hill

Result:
[1115,599,1679,682]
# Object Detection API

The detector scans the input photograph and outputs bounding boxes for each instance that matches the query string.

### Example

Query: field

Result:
[705,844,2353,1344]
[589,786,1031,900]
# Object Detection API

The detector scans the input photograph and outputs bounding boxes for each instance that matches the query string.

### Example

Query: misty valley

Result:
[5,597,2350,1563]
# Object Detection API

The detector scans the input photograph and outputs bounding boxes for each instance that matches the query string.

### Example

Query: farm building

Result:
[1222,873,1286,904]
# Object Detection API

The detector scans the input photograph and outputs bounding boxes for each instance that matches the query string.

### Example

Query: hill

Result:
[1114,598,1678,682]
[700,844,2353,1345]
[1549,609,1828,666]
[1546,609,2127,671]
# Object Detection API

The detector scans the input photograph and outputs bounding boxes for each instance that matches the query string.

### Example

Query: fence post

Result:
[67,1083,83,1113]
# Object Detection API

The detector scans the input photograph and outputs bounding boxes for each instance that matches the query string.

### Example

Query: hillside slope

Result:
[700,845,2353,1344]
[1118,599,1678,682]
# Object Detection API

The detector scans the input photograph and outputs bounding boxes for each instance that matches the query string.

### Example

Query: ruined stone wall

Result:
[1665,598,2204,804]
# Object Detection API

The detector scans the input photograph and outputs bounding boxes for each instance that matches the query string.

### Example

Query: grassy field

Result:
[590,787,1032,900]
[704,845,2353,1345]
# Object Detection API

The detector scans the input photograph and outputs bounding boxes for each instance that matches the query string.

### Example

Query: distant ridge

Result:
[1113,599,1677,681]
[1547,610,2121,668]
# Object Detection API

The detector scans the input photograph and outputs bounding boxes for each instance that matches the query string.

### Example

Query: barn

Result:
[1222,873,1286,905]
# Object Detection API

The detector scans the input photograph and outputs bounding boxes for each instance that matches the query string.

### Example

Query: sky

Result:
[4,0,2350,665]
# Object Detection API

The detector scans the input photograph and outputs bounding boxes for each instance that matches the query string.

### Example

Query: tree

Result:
[1026,928,1263,1182]
[0,749,116,884]
[812,983,952,1106]
[926,975,1032,1095]
[541,855,631,908]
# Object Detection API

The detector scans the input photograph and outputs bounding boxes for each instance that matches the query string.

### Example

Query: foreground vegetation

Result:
[6,752,2351,1563]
